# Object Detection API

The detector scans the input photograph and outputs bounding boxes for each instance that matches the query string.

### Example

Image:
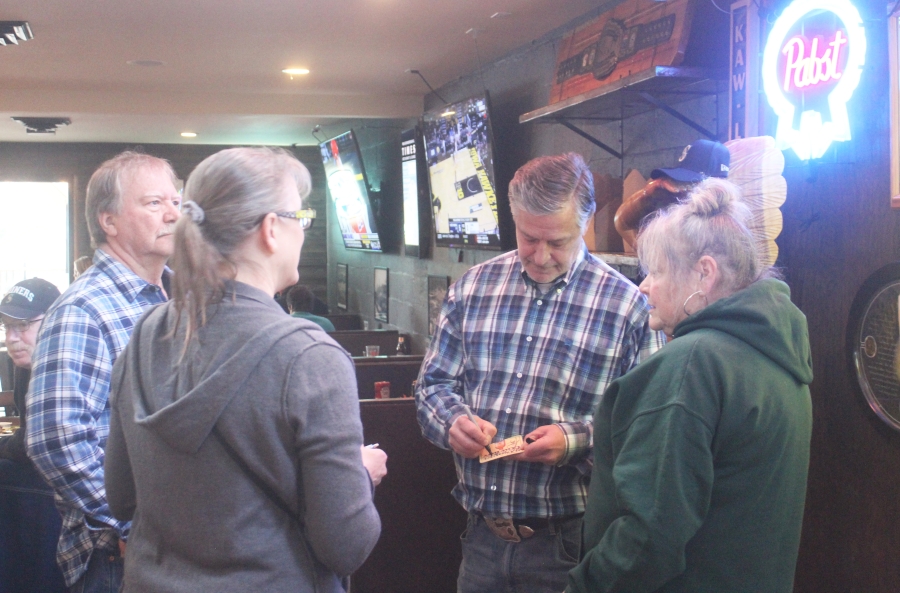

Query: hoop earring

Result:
[682,290,709,316]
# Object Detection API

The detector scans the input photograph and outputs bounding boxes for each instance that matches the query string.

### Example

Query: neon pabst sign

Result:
[762,0,866,160]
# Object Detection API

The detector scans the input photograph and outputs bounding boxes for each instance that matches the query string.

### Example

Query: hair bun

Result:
[686,178,741,219]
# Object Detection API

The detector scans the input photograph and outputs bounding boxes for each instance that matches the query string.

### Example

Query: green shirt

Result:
[291,311,336,332]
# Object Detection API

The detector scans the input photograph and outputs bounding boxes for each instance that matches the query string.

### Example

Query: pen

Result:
[461,404,493,456]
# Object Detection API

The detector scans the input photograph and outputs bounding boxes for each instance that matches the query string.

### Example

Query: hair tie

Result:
[182,200,205,225]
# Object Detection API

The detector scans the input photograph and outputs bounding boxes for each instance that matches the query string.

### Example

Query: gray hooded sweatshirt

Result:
[105,281,380,593]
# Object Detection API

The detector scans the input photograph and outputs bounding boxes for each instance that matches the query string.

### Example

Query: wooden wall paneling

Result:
[355,399,465,593]
[773,6,900,589]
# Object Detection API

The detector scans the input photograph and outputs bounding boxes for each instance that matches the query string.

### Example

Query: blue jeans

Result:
[457,513,582,593]
[67,548,123,593]
[0,459,66,593]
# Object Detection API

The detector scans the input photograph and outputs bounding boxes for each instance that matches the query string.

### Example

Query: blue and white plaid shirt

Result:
[26,249,169,586]
[416,248,664,519]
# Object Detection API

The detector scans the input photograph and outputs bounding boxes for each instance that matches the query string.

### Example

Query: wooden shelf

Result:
[519,66,725,159]
[520,66,723,124]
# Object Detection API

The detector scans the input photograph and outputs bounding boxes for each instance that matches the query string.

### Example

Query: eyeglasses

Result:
[0,317,43,335]
[275,208,316,230]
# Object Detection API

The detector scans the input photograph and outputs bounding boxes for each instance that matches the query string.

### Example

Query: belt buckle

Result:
[484,516,521,542]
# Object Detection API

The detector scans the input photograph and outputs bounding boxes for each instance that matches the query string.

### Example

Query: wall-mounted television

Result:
[423,94,501,250]
[401,127,431,258]
[320,130,382,252]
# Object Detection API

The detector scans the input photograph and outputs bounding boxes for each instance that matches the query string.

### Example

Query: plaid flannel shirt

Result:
[26,249,168,586]
[416,248,664,519]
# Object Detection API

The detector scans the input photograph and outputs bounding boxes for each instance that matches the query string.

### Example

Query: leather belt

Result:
[478,513,581,543]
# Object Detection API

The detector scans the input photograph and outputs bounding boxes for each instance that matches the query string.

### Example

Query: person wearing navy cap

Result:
[0,277,65,593]
[1,278,61,454]
[615,140,732,248]
[650,139,731,183]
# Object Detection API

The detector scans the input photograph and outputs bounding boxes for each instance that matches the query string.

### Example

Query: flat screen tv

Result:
[401,127,431,258]
[320,130,382,251]
[423,94,501,250]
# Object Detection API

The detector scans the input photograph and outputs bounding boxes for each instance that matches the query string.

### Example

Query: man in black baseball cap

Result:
[0,277,65,592]
[1,278,61,370]
[651,139,731,183]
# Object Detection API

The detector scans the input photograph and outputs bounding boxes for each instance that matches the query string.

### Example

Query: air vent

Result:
[0,22,33,46]
[11,117,71,134]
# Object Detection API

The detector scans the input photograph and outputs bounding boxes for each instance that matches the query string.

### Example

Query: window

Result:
[0,181,70,299]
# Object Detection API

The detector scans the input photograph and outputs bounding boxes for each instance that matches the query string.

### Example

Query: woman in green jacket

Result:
[567,178,813,593]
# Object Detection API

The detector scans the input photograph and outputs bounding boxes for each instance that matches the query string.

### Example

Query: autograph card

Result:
[479,435,525,463]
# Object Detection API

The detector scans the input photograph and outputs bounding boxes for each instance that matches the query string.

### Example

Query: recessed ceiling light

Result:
[441,110,456,117]
[490,12,512,19]
[127,59,165,67]
[282,68,310,75]
[180,132,197,138]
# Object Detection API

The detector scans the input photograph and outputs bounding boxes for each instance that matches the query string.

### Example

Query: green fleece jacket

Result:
[567,279,813,593]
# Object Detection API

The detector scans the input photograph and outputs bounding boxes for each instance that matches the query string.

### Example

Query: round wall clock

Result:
[848,262,900,431]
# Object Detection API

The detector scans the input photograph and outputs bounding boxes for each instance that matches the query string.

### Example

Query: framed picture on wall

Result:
[374,267,389,323]
[336,263,348,310]
[427,275,449,337]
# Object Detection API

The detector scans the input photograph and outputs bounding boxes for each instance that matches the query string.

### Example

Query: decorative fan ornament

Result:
[724,136,787,266]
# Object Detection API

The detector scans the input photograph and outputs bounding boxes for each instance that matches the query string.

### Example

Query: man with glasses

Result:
[0,277,65,593]
[27,151,180,593]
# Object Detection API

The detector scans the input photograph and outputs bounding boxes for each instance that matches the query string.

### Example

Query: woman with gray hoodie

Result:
[105,147,385,593]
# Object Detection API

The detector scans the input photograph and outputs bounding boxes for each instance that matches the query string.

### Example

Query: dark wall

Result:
[0,142,327,301]
[771,1,900,590]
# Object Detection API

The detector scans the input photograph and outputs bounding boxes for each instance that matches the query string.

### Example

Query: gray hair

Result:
[508,153,596,231]
[85,151,177,248]
[170,147,312,350]
[638,177,764,295]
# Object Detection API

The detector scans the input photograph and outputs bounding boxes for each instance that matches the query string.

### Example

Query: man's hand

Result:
[519,424,567,465]
[118,539,127,558]
[360,445,388,487]
[449,414,497,458]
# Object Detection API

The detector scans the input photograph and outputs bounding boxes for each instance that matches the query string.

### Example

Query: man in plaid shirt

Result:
[416,153,665,593]
[26,152,181,593]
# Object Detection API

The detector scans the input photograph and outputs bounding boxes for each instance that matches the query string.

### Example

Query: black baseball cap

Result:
[651,139,731,183]
[0,278,61,320]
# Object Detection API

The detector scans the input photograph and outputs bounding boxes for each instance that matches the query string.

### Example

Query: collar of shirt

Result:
[520,245,587,295]
[93,248,172,303]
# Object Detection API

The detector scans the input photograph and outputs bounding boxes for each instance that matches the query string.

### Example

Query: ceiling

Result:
[0,0,602,146]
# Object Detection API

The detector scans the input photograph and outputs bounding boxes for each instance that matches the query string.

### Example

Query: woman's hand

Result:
[360,445,388,486]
